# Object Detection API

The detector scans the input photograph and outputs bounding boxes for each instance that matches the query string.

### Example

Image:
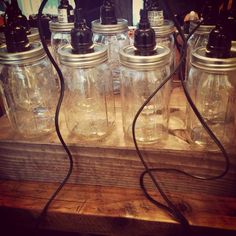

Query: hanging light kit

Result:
[0,0,235,233]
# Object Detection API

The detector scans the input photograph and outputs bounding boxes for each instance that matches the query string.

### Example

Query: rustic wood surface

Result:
[0,86,236,235]
[0,180,236,236]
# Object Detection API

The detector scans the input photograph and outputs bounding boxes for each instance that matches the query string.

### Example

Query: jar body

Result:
[186,67,236,146]
[156,34,175,72]
[61,62,116,141]
[93,32,130,93]
[186,32,211,79]
[51,31,71,62]
[0,58,57,137]
[120,66,171,143]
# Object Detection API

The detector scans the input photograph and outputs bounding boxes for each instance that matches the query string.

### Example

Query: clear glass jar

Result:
[186,22,215,79]
[0,42,57,137]
[186,47,236,146]
[153,20,175,72]
[58,44,116,141]
[92,19,130,94]
[49,21,74,61]
[119,45,171,143]
[0,27,40,44]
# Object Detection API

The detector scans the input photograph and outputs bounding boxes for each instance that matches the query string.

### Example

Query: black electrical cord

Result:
[163,0,230,180]
[35,0,74,231]
[173,31,182,54]
[132,0,230,229]
[132,19,203,228]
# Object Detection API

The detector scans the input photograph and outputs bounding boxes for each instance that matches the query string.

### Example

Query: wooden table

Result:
[0,85,236,235]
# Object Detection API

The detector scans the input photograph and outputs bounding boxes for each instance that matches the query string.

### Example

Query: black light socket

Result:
[134,9,156,56]
[206,24,231,58]
[100,0,117,25]
[147,0,162,11]
[4,24,31,53]
[6,0,31,35]
[201,0,219,25]
[71,8,94,54]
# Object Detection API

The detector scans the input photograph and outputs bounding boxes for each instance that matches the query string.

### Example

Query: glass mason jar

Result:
[49,20,74,61]
[186,47,236,146]
[92,19,130,94]
[58,44,116,141]
[0,42,58,137]
[186,22,215,79]
[119,45,171,143]
[0,27,40,44]
[152,20,175,73]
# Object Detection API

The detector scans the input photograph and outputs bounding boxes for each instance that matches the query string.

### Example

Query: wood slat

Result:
[0,180,236,236]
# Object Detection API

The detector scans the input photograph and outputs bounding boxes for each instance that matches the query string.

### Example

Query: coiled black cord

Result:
[133,0,230,229]
[35,0,74,230]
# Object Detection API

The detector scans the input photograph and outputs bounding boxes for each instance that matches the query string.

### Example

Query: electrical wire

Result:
[132,19,202,228]
[35,0,74,230]
[132,0,230,229]
[34,0,231,232]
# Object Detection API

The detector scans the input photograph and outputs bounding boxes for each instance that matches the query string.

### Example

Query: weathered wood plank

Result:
[0,180,236,236]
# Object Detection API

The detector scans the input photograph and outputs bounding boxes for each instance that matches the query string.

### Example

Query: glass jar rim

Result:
[119,45,170,70]
[49,20,74,32]
[191,46,236,72]
[0,42,46,65]
[92,19,128,35]
[0,28,39,43]
[58,43,108,68]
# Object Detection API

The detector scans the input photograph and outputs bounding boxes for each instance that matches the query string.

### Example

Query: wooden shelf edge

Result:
[0,180,236,236]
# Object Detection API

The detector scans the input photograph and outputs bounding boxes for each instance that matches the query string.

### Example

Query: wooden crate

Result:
[0,86,235,197]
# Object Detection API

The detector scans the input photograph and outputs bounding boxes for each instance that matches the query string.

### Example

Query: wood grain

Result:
[0,180,236,235]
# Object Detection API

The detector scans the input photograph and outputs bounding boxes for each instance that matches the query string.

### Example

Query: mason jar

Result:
[119,45,171,143]
[58,44,116,141]
[186,47,236,146]
[186,22,215,79]
[92,19,130,93]
[0,27,40,44]
[49,20,74,61]
[152,20,175,72]
[0,42,58,137]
